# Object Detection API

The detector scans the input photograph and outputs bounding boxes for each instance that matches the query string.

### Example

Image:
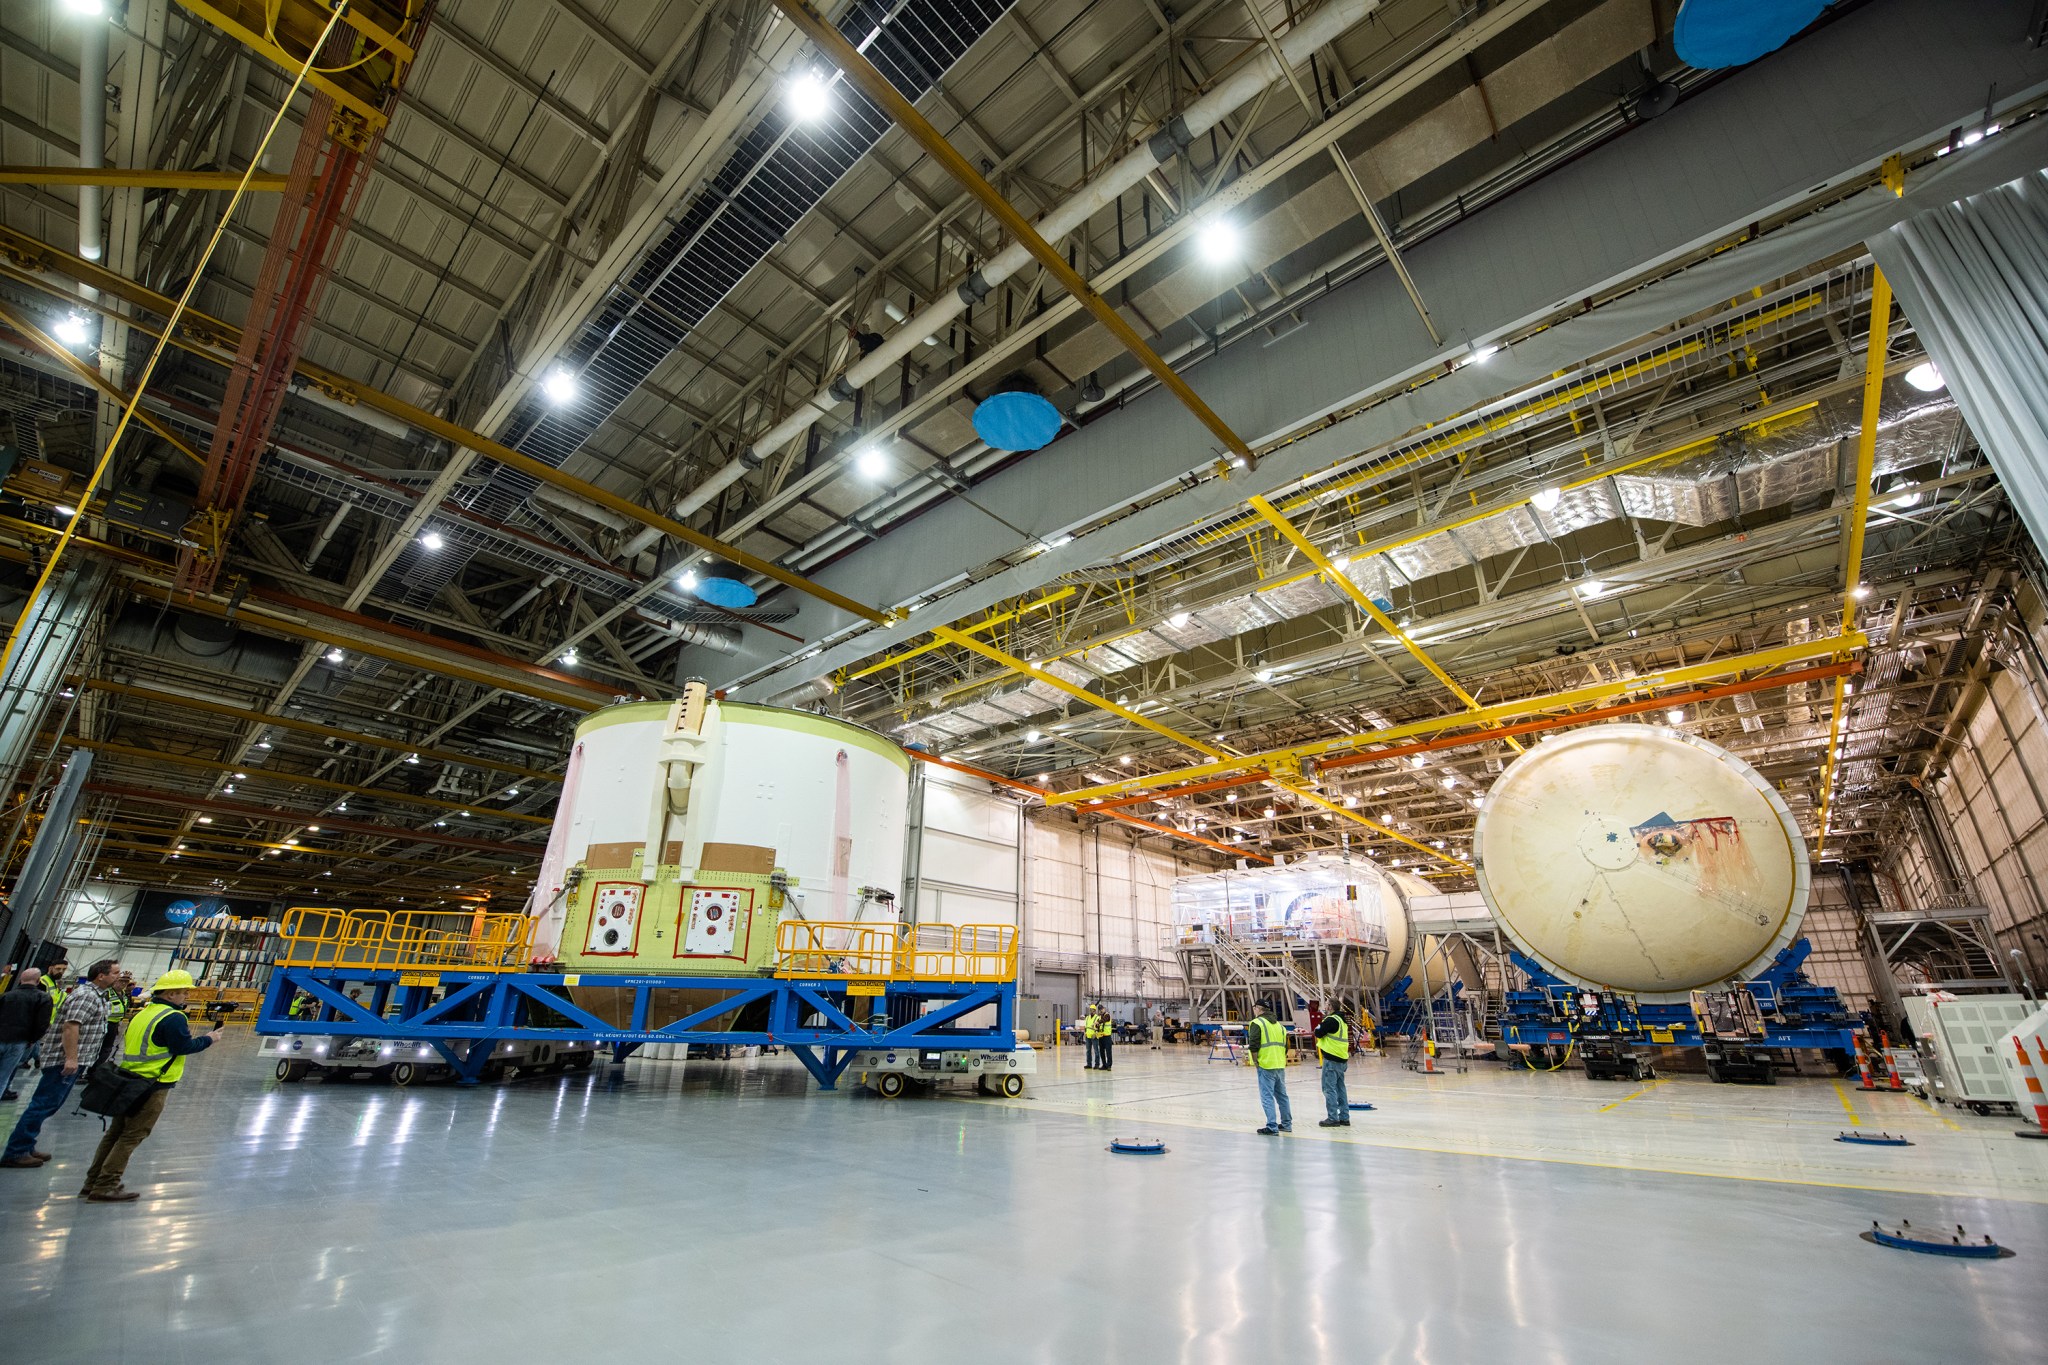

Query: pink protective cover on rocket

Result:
[526,739,586,958]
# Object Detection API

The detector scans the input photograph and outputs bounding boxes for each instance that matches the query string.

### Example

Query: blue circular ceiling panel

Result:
[972,391,1063,452]
[1674,0,1828,69]
[693,576,758,609]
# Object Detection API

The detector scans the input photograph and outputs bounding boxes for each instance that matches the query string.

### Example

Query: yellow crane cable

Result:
[0,3,349,683]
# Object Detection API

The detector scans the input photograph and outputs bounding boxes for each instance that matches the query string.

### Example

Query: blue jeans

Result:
[1321,1056,1349,1120]
[1256,1066,1292,1129]
[0,1041,30,1096]
[4,1065,75,1160]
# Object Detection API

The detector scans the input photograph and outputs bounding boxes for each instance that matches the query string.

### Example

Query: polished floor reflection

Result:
[3,1034,2045,1363]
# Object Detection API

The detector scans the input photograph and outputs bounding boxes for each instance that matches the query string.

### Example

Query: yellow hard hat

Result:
[151,969,197,993]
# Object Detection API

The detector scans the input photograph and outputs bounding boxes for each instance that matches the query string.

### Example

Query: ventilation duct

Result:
[640,0,1384,546]
[107,606,300,684]
[376,0,1023,610]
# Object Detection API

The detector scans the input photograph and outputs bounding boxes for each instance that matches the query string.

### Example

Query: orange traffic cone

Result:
[1420,1035,1440,1075]
[2017,1032,2048,1141]
[1853,1032,1878,1090]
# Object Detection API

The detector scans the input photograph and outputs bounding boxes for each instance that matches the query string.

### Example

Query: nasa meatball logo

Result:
[163,897,220,926]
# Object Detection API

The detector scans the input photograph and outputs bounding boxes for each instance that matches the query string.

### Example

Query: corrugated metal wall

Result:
[1883,668,2048,988]
[1024,817,1203,1011]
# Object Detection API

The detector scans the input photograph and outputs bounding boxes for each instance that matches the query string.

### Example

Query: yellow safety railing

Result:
[774,921,1018,982]
[276,906,534,972]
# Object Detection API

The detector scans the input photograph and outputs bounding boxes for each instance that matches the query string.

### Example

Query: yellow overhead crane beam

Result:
[171,0,420,149]
[844,586,1076,683]
[1816,268,1894,859]
[1047,632,1866,808]
[1246,493,1524,755]
[768,0,1261,476]
[0,167,288,192]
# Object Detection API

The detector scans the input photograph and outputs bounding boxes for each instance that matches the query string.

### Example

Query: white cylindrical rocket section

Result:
[530,700,910,954]
[1474,724,1809,1002]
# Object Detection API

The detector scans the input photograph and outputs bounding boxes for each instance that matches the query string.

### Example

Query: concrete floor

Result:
[4,1034,2046,1364]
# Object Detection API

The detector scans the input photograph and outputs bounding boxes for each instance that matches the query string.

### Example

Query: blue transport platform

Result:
[259,965,1018,1090]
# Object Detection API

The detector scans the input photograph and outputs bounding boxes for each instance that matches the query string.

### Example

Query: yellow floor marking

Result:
[1833,1080,1861,1126]
[1914,1092,1964,1132]
[1597,1077,1668,1112]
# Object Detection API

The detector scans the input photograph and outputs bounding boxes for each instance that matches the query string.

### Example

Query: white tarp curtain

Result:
[1867,169,2048,553]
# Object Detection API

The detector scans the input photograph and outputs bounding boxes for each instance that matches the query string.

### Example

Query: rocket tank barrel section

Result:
[1473,723,1809,1002]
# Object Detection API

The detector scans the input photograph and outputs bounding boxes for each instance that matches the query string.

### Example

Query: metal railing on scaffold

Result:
[276,907,534,973]
[774,921,1018,983]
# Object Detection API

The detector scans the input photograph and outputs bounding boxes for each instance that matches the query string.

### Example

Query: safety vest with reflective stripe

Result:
[1085,1015,1110,1039]
[117,1003,186,1084]
[1249,1017,1288,1069]
[47,984,65,1024]
[1317,1014,1349,1061]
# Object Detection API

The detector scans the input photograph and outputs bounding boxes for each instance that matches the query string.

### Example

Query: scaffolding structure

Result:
[1172,859,1391,1028]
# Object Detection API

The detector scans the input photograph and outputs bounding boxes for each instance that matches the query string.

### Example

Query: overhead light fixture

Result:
[1466,343,1499,364]
[308,825,320,832]
[420,531,445,551]
[678,569,699,591]
[1579,579,1609,599]
[1330,554,1351,571]
[1891,489,1923,508]
[1025,729,1042,743]
[1408,754,1427,768]
[1442,776,1457,789]
[1119,755,1132,766]
[1167,610,1191,628]
[540,366,579,406]
[1262,806,1277,819]
[196,817,212,824]
[337,802,348,810]
[856,445,887,478]
[54,504,77,517]
[1254,667,1274,682]
[1961,128,1984,147]
[1196,218,1240,263]
[223,784,234,793]
[1903,361,1944,392]
[233,771,247,779]
[560,649,578,666]
[257,740,272,749]
[1667,708,1685,725]
[404,754,420,765]
[1343,795,1358,808]
[787,68,832,124]
[1530,486,1562,512]
[54,312,91,345]
[325,648,345,663]
[1851,584,1872,600]
[507,788,520,797]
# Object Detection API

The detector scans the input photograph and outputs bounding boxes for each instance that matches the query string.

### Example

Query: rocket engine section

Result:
[1474,724,1809,1002]
[525,688,911,989]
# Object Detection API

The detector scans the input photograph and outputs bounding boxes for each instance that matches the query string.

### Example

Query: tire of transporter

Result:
[876,1071,906,1099]
[275,1059,310,1082]
[390,1062,418,1087]
[999,1074,1024,1098]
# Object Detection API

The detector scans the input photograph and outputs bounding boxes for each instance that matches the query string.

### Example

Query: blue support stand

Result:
[257,968,1019,1091]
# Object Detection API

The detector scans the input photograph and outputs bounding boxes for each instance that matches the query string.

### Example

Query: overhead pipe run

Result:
[75,13,107,261]
[629,0,1382,552]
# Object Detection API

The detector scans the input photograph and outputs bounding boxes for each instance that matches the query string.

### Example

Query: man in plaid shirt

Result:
[2,958,118,1168]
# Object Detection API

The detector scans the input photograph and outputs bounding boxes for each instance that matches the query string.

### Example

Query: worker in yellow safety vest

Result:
[44,962,68,1024]
[1083,1005,1112,1071]
[1315,1002,1352,1127]
[79,970,222,1204]
[1248,1000,1293,1135]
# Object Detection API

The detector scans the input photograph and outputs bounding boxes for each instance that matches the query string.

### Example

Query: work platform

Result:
[257,908,1021,1090]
